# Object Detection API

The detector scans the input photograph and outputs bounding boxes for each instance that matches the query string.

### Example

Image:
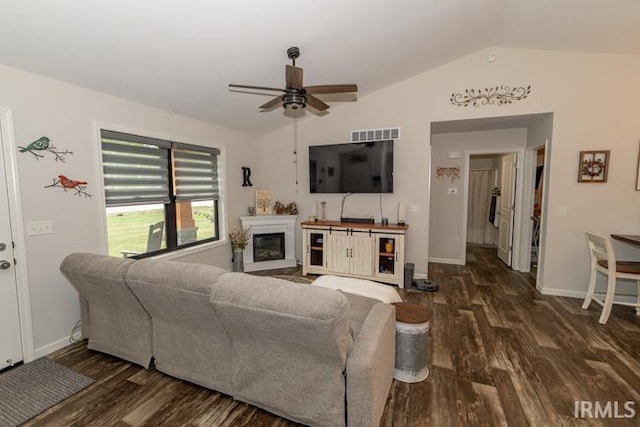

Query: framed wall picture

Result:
[578,150,609,183]
[254,189,273,215]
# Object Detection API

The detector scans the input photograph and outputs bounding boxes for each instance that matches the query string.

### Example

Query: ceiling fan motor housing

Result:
[287,46,300,61]
[283,92,306,109]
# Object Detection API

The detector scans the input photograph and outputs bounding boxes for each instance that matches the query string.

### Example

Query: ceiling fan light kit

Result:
[282,92,306,110]
[230,46,358,114]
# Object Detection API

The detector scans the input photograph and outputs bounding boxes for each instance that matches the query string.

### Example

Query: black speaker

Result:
[404,262,414,289]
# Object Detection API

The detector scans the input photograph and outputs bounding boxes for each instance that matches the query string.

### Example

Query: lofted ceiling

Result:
[0,0,639,135]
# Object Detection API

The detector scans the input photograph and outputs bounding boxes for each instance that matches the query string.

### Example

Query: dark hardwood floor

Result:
[24,246,640,426]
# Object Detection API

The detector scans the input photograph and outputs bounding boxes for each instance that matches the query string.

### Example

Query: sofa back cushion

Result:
[60,253,152,367]
[211,273,353,427]
[126,258,233,394]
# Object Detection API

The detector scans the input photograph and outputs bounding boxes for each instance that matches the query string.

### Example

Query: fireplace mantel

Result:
[240,215,297,272]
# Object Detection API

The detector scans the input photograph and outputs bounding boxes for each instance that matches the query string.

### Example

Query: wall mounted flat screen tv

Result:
[309,140,393,193]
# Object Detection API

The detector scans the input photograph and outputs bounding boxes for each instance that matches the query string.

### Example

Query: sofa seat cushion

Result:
[341,291,380,337]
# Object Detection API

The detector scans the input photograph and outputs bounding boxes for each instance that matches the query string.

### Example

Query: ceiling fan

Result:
[229,47,358,113]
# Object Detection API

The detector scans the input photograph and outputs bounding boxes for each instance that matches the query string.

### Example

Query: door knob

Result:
[0,260,11,270]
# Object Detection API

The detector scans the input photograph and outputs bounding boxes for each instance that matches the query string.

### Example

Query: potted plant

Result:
[229,224,251,272]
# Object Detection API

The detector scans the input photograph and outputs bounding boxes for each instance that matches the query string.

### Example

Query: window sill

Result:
[150,238,229,261]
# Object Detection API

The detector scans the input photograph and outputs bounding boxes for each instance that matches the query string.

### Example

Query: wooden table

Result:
[611,234,640,248]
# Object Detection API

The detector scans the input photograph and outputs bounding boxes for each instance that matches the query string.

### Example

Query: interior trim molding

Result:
[0,106,35,363]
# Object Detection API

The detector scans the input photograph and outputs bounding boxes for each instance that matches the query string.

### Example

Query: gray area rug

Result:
[0,357,95,427]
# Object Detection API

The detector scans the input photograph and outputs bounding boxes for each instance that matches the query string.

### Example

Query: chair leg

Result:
[598,274,616,324]
[582,265,597,310]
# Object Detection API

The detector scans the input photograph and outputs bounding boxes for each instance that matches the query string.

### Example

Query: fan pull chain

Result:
[294,116,299,192]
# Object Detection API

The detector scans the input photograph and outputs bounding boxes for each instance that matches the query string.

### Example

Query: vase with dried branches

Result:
[229,224,251,272]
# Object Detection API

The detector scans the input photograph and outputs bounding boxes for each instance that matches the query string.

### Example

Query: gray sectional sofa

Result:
[60,253,396,427]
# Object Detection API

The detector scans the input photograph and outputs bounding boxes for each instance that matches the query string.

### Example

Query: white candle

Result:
[398,202,407,223]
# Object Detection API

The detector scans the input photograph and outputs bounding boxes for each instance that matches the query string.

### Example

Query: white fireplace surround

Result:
[240,215,297,272]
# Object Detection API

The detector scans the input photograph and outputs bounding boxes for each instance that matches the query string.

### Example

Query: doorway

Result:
[465,151,520,268]
[0,106,33,369]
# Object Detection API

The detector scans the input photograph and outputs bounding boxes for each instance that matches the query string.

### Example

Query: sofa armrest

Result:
[346,302,395,427]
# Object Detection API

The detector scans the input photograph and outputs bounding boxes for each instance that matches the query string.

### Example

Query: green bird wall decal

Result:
[18,136,73,162]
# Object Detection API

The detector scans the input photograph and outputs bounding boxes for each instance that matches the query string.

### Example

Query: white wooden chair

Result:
[581,232,640,324]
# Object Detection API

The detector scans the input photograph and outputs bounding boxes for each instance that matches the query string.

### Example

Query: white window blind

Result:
[101,130,171,206]
[172,144,220,201]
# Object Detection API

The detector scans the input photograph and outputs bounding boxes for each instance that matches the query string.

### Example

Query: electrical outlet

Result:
[448,188,458,195]
[27,220,53,236]
[410,204,420,213]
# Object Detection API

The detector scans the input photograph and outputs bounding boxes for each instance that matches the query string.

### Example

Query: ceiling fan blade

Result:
[229,84,286,92]
[259,96,283,110]
[229,89,280,97]
[306,94,330,111]
[286,65,303,89]
[305,84,358,95]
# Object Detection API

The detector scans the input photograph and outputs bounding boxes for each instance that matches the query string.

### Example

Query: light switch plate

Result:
[27,220,53,236]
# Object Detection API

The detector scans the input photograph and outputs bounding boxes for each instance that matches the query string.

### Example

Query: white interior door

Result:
[0,121,23,370]
[497,153,517,266]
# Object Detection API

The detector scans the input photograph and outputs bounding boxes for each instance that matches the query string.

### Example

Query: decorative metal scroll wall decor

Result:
[18,136,73,162]
[450,85,531,107]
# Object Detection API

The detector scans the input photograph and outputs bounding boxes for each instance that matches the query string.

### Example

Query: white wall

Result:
[0,64,259,356]
[259,47,640,298]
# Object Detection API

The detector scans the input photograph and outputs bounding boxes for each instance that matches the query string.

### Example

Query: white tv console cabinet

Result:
[301,220,408,288]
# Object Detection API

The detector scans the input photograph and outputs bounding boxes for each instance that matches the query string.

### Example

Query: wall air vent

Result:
[351,127,400,142]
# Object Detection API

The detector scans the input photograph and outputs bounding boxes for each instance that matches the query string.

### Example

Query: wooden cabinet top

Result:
[301,220,408,232]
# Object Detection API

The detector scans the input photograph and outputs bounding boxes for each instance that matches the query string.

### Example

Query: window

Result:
[101,130,221,257]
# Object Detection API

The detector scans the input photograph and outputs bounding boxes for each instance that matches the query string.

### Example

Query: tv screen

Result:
[309,140,393,193]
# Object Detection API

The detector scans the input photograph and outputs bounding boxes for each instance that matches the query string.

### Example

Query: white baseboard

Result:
[429,257,465,266]
[539,287,585,299]
[33,335,71,359]
[540,287,638,303]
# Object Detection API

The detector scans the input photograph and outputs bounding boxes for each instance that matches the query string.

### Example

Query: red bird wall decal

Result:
[45,175,91,198]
